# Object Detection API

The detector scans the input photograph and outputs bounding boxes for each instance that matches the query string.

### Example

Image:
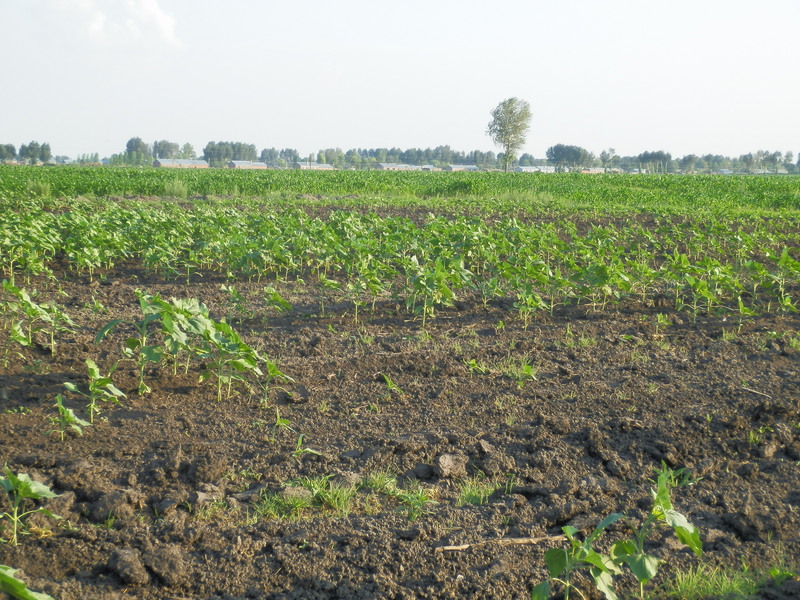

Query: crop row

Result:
[1,196,798,321]
[2,165,800,213]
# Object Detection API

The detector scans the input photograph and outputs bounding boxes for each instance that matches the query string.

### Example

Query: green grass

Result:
[662,563,762,599]
[456,475,498,507]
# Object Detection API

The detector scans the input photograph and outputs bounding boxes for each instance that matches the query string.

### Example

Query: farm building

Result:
[227,161,268,169]
[293,161,336,170]
[376,163,420,171]
[443,165,480,172]
[515,165,558,173]
[153,159,209,169]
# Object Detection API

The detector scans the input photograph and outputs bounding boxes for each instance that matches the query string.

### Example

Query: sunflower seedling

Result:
[197,318,263,402]
[47,394,90,441]
[63,359,125,423]
[0,564,55,600]
[95,291,165,394]
[0,466,60,546]
[532,465,703,600]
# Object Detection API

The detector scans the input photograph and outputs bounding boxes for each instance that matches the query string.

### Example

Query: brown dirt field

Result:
[1,207,800,600]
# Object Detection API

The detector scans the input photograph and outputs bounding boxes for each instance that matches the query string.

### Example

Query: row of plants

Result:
[2,166,799,212]
[2,199,798,326]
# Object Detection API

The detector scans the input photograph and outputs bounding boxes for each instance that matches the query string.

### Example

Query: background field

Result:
[1,168,799,599]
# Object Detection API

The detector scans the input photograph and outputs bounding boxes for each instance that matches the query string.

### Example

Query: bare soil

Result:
[1,206,800,600]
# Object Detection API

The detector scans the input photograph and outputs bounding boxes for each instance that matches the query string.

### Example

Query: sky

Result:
[1,0,798,161]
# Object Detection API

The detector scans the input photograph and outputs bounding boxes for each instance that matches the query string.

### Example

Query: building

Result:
[444,164,480,172]
[376,163,420,171]
[153,159,209,169]
[293,161,336,170]
[514,165,558,173]
[227,160,268,169]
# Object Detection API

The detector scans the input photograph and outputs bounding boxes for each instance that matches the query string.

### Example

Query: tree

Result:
[599,148,618,170]
[0,144,16,161]
[179,143,196,159]
[125,137,152,165]
[546,144,594,171]
[153,140,179,159]
[19,141,42,164]
[486,97,532,172]
[38,143,52,163]
[637,150,672,173]
[680,154,699,173]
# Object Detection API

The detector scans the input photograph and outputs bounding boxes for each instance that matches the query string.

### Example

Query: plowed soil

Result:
[1,203,800,600]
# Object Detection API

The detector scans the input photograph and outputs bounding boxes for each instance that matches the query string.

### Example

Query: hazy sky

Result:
[2,0,798,160]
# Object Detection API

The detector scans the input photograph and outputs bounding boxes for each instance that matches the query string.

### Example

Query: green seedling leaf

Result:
[1,468,58,502]
[664,510,703,556]
[610,539,637,561]
[95,319,122,343]
[590,568,620,600]
[0,565,55,600]
[587,512,624,543]
[530,580,550,600]
[9,322,30,346]
[623,553,662,584]
[581,549,616,574]
[544,547,568,578]
[264,285,292,312]
[139,345,164,364]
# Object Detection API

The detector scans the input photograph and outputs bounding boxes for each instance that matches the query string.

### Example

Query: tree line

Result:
[0,141,53,164]
[544,145,798,174]
[2,136,798,174]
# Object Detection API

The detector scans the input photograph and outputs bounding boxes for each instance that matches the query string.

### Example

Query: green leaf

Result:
[665,514,703,556]
[530,580,550,600]
[587,512,624,543]
[0,565,55,600]
[544,547,568,578]
[590,568,619,600]
[623,553,661,584]
[140,345,163,364]
[582,549,615,574]
[10,322,29,346]
[94,319,122,344]
[13,473,58,501]
[610,539,637,562]
[1,468,58,501]
[85,358,101,379]
[561,525,579,540]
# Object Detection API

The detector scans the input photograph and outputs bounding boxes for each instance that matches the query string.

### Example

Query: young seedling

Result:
[291,434,322,460]
[0,466,60,546]
[532,465,703,600]
[2,280,75,355]
[0,564,55,600]
[263,285,292,314]
[197,318,263,402]
[63,359,125,423]
[221,284,255,324]
[654,312,671,335]
[47,394,90,441]
[381,373,404,398]
[532,513,623,600]
[609,468,703,598]
[95,291,166,394]
[273,407,295,434]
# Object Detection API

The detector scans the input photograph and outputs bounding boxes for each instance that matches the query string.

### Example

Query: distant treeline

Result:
[2,137,798,174]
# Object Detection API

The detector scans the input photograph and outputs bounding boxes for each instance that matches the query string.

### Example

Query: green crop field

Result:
[1,166,799,600]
